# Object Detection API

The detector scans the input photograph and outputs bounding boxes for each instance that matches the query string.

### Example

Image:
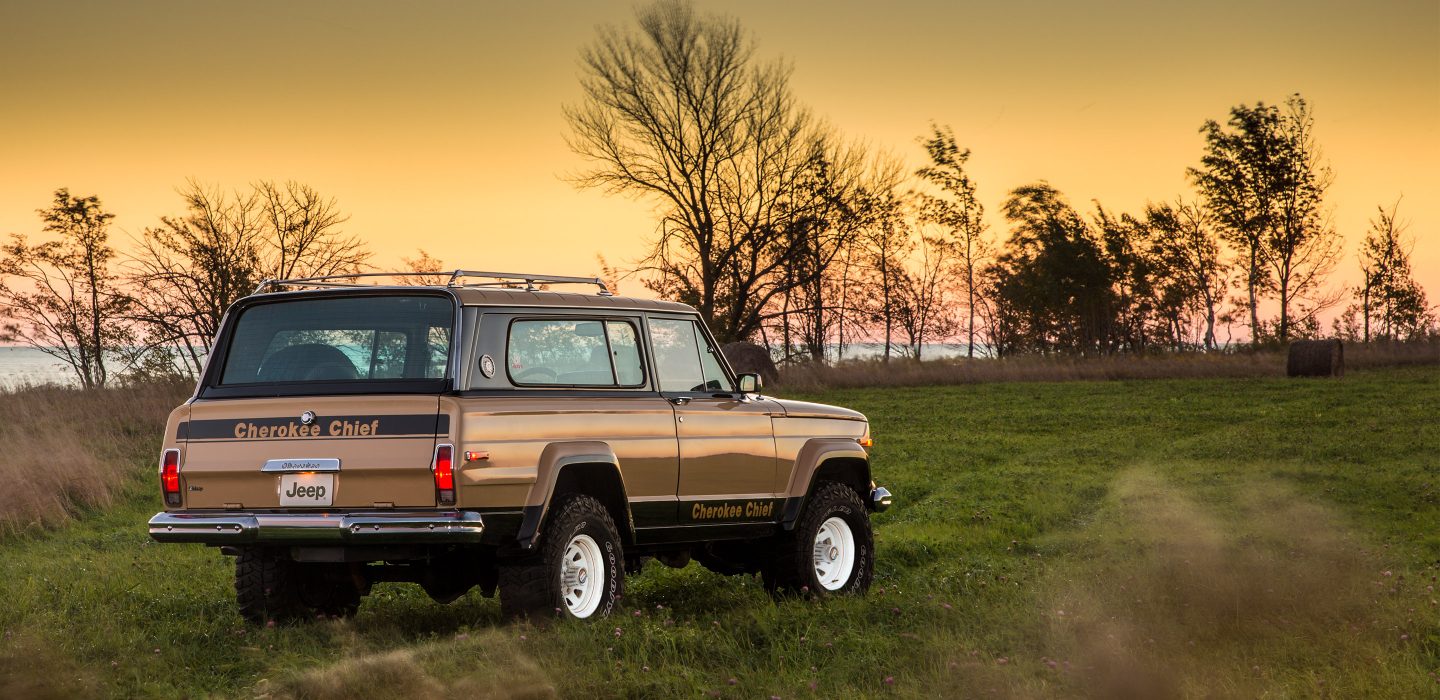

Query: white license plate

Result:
[279,473,334,506]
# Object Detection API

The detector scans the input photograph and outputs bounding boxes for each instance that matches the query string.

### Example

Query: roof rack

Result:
[253,270,613,296]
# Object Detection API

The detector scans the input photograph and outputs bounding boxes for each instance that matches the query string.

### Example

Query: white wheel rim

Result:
[561,533,605,618]
[813,516,856,591]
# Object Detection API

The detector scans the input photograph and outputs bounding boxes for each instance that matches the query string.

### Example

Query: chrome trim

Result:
[261,458,341,473]
[870,486,893,513]
[148,510,484,544]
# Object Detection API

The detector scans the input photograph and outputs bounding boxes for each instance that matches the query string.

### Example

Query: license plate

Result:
[279,473,334,507]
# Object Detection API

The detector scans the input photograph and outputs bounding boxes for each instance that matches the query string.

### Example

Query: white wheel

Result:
[560,533,605,618]
[812,516,856,591]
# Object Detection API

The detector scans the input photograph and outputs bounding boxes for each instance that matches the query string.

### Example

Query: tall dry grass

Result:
[777,339,1440,390]
[0,380,191,536]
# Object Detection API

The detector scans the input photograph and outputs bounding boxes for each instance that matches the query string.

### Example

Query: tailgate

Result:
[179,395,446,509]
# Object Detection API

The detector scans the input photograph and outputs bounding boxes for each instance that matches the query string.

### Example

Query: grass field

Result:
[1,367,1437,698]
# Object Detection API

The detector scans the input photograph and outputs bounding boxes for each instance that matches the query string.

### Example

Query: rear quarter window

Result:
[506,318,645,387]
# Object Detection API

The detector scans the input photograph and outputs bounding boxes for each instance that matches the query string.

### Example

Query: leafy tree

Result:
[1191,94,1340,343]
[0,189,132,388]
[1143,200,1229,349]
[1352,201,1434,341]
[915,123,990,357]
[987,183,1117,356]
[1190,100,1284,342]
[565,0,857,343]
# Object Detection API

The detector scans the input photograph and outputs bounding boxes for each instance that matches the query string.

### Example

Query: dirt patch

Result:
[257,629,554,700]
[1025,469,1404,697]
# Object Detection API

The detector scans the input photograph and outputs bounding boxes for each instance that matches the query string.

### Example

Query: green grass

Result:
[1,368,1437,698]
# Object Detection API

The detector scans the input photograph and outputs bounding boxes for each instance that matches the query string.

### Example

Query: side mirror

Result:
[737,373,763,393]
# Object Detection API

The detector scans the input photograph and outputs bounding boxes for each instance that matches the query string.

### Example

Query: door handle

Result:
[669,396,691,406]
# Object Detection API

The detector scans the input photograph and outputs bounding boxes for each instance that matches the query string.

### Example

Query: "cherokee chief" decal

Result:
[177,414,449,441]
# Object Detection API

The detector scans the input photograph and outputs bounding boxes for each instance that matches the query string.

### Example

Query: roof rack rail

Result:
[253,270,613,296]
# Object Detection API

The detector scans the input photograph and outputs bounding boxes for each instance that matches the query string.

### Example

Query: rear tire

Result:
[764,481,874,597]
[235,548,361,623]
[235,547,306,624]
[499,495,624,620]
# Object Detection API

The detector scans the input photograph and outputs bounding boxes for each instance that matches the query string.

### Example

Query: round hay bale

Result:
[1287,339,1344,378]
[721,341,779,386]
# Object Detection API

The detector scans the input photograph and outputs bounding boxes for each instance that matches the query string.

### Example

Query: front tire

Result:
[499,495,624,620]
[765,481,874,596]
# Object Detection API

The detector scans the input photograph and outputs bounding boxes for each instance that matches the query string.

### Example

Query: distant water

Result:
[0,346,78,388]
[0,342,987,389]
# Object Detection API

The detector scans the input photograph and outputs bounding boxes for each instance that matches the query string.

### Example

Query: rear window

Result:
[218,296,452,385]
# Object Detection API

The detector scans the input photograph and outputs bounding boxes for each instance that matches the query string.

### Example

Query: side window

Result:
[508,319,614,386]
[649,319,703,392]
[606,321,645,386]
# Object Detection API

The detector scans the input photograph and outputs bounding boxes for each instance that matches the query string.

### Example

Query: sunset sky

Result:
[3,0,1437,311]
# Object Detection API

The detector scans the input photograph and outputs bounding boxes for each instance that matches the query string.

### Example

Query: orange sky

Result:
[2,0,1437,311]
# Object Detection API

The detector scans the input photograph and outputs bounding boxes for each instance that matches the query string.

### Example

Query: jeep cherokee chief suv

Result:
[148,270,892,622]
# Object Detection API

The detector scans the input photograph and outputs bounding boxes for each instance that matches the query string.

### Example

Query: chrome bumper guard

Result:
[148,510,485,545]
[870,486,893,512]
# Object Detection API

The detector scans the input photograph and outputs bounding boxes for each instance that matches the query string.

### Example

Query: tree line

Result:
[0,181,368,387]
[568,0,1436,361]
[3,0,1435,388]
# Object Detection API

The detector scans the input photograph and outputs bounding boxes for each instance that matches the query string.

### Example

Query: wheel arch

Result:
[779,438,871,531]
[517,441,633,550]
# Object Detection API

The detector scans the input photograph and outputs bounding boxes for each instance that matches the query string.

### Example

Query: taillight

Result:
[160,449,181,506]
[433,444,455,505]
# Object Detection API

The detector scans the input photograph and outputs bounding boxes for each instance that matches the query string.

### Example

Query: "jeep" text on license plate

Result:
[279,473,334,506]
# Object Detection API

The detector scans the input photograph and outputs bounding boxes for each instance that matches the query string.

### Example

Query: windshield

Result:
[218,295,452,385]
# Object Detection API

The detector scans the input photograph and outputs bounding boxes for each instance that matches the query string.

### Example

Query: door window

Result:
[649,318,731,393]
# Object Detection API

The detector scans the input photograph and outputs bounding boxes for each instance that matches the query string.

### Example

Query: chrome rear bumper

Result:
[148,510,484,545]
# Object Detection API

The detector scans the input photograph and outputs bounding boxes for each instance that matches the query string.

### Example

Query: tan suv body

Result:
[148,272,891,621]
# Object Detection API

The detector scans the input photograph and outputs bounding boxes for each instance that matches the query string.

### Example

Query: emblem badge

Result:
[480,354,496,378]
[299,410,316,426]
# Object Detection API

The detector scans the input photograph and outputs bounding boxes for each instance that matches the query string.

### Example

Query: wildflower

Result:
[891,607,900,615]
[643,666,650,672]
[996,658,1008,665]
[809,681,818,691]
[728,677,738,686]
[614,627,623,638]
[942,603,952,610]
[633,610,643,617]
[884,676,895,685]
[519,635,527,641]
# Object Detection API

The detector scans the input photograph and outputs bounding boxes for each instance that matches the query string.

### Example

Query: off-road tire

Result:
[499,495,624,620]
[235,547,307,624]
[765,481,874,597]
[236,549,361,623]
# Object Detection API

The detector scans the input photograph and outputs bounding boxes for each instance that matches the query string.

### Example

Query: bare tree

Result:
[889,234,959,359]
[127,180,367,376]
[257,181,365,281]
[566,0,845,343]
[0,189,132,388]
